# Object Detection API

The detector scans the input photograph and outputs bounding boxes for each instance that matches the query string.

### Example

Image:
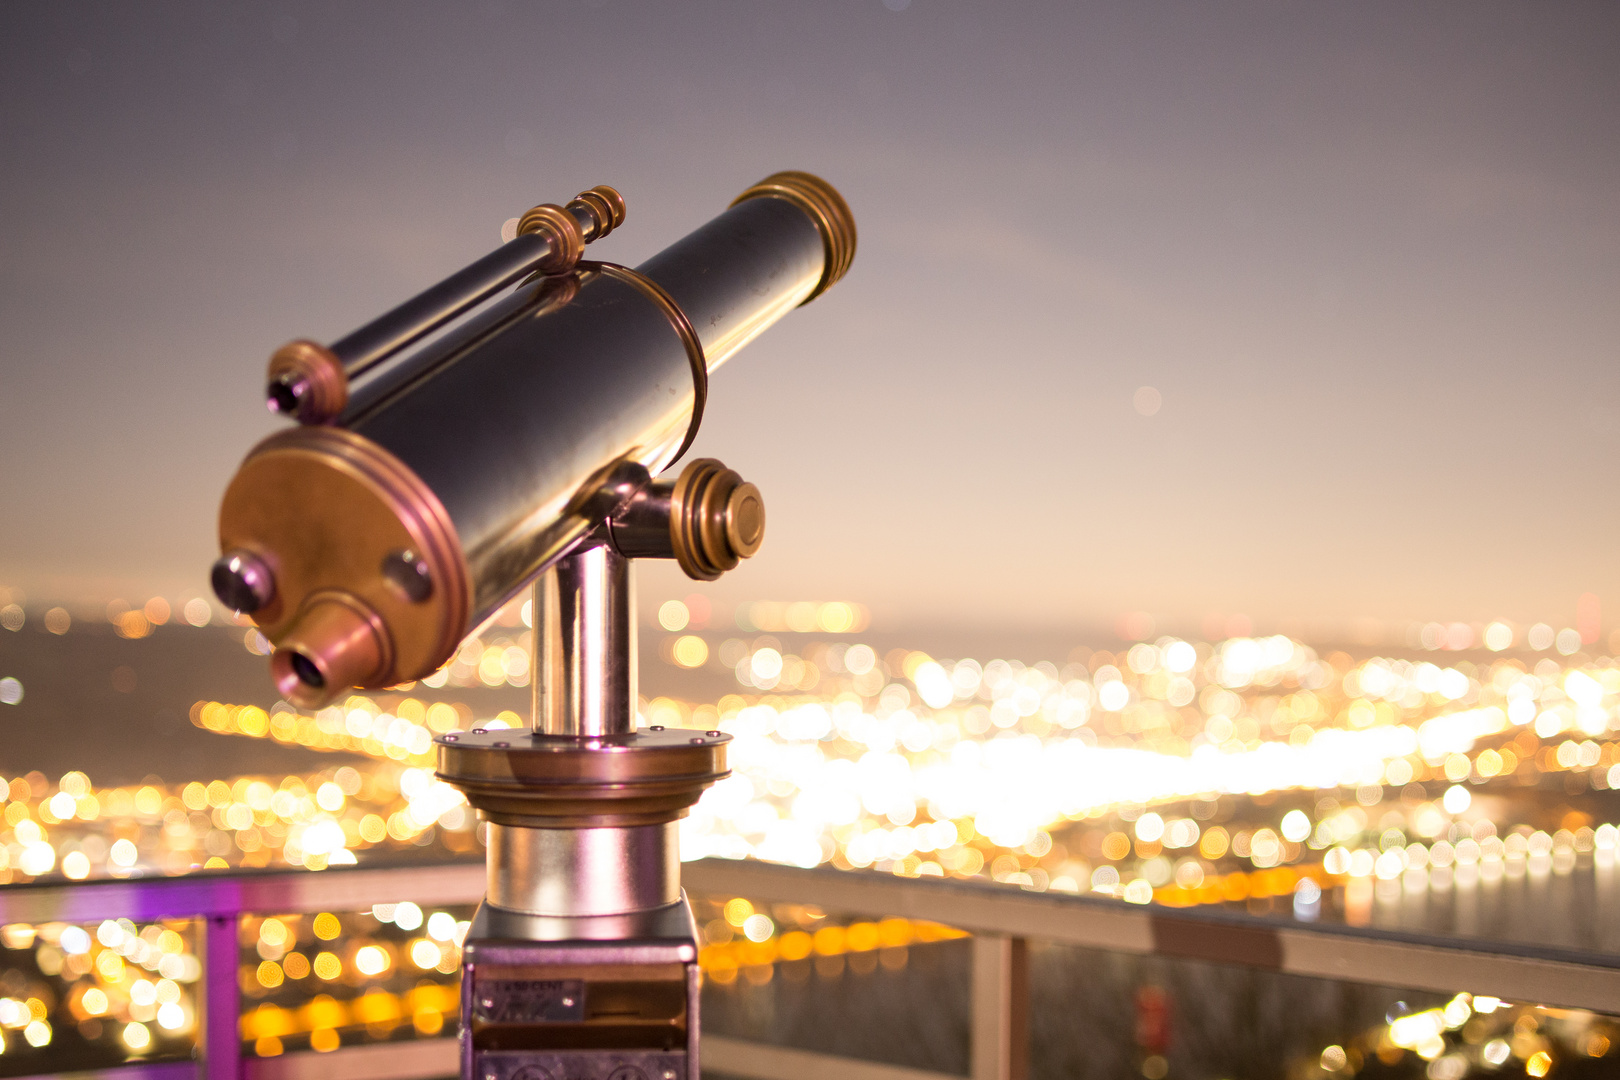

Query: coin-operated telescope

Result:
[210,172,854,1080]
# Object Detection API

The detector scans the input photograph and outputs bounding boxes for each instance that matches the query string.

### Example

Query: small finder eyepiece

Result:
[267,373,308,416]
[211,549,276,614]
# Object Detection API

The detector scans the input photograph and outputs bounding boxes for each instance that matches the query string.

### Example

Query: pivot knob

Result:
[605,458,765,581]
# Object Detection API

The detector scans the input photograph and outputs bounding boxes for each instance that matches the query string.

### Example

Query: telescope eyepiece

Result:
[211,549,276,614]
[265,340,348,424]
[288,651,325,690]
[268,592,390,708]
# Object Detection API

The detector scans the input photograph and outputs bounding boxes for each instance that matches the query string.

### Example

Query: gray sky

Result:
[2,2,1617,640]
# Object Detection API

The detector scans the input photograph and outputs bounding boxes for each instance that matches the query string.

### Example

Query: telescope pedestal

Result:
[458,899,700,1080]
[210,170,851,1080]
[439,535,735,1080]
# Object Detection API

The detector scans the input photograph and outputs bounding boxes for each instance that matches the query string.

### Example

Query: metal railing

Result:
[4,858,1619,1080]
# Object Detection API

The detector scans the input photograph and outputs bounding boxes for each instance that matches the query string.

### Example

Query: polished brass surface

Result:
[380,548,434,602]
[228,175,848,701]
[218,426,470,704]
[667,458,767,581]
[731,170,857,303]
[578,260,708,466]
[724,482,765,558]
[436,727,729,829]
[566,185,627,241]
[269,590,391,708]
[516,203,586,273]
[267,339,348,424]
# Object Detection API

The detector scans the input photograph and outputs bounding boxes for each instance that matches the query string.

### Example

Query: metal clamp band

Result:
[577,261,708,468]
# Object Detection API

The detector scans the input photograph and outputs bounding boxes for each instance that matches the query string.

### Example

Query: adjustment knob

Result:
[668,458,767,581]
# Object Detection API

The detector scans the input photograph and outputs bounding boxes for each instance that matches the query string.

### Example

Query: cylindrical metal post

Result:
[532,544,637,737]
[493,543,673,918]
[485,822,680,916]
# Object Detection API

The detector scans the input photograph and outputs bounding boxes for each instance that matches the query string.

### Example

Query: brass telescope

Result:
[215,173,852,705]
[210,171,854,1080]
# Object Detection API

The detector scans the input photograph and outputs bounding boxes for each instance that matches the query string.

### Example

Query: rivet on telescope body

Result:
[380,548,434,602]
[210,549,276,614]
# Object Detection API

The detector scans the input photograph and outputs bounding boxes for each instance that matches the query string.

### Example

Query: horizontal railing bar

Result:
[242,1038,458,1080]
[10,1061,200,1080]
[704,1035,961,1080]
[8,857,1620,1012]
[0,861,485,924]
[682,859,1620,1014]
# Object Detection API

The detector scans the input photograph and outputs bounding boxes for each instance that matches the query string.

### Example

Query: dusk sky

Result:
[2,2,1617,642]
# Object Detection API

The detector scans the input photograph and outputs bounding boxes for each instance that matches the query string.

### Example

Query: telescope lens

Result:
[290,651,325,689]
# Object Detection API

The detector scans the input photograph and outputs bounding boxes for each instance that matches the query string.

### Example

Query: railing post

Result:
[203,912,241,1080]
[970,934,1027,1080]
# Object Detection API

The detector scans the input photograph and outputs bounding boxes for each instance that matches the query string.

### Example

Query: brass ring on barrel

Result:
[516,203,586,273]
[565,185,627,240]
[732,170,857,303]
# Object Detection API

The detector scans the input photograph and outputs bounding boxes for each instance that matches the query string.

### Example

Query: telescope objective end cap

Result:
[732,170,856,303]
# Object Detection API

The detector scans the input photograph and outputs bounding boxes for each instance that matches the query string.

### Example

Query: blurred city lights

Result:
[8,596,1620,1075]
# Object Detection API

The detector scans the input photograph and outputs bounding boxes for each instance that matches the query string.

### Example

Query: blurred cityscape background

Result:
[7,586,1620,1077]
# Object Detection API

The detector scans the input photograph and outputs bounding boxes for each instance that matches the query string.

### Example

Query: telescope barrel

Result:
[217,172,853,706]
